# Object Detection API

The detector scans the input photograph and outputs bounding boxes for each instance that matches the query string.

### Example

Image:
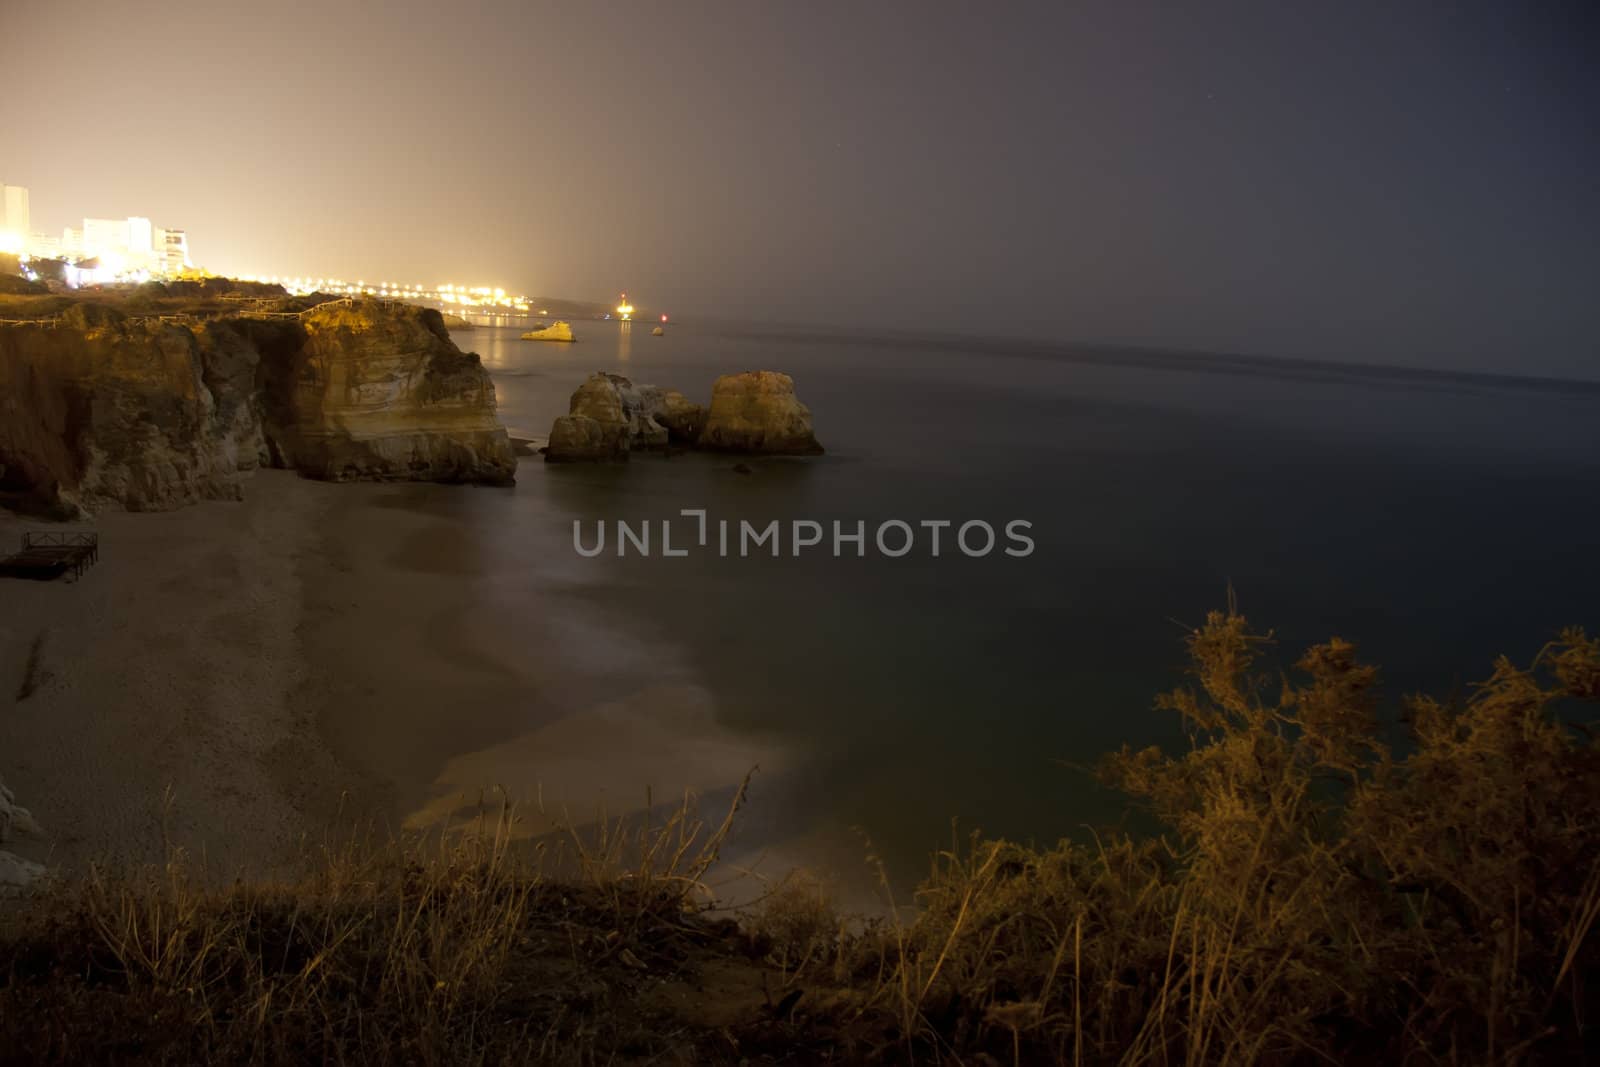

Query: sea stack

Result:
[545,372,675,462]
[697,371,823,455]
[522,321,575,342]
[546,373,632,462]
[544,371,821,461]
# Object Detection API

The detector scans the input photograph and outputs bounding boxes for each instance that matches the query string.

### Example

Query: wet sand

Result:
[0,467,785,889]
[295,472,789,851]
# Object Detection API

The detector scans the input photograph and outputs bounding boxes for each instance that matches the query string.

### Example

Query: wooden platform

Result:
[0,531,99,581]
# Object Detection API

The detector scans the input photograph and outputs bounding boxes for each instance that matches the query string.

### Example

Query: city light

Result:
[0,184,194,284]
[5,184,541,309]
[231,271,537,311]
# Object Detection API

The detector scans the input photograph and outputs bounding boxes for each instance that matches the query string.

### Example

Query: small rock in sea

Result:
[732,462,754,475]
[522,321,576,342]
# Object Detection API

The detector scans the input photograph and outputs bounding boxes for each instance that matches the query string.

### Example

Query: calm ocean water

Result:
[443,317,1600,882]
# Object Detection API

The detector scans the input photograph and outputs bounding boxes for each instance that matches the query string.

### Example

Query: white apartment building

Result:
[2,183,194,277]
[63,214,192,275]
[0,183,29,252]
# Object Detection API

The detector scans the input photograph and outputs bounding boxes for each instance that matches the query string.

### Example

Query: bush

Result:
[870,612,1600,1063]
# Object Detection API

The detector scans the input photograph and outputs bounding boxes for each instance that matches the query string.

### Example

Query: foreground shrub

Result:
[875,613,1600,1063]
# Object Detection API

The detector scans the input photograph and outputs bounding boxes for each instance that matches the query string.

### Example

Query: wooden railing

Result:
[22,531,98,550]
[237,297,357,320]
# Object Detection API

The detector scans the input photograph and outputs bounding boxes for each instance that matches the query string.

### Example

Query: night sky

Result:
[4,1,1595,374]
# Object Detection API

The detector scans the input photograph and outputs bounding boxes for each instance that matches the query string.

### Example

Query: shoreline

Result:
[0,465,794,900]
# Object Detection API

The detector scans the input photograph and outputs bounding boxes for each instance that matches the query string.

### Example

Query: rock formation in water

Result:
[0,298,515,515]
[545,372,674,462]
[544,370,818,461]
[547,374,628,462]
[698,371,823,455]
[656,389,708,444]
[0,773,44,893]
[546,413,622,462]
[522,321,575,342]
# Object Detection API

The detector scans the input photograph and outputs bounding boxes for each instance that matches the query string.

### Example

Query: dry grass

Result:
[2,614,1597,1064]
[0,786,765,1064]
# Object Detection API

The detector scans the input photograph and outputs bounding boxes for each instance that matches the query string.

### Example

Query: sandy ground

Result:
[0,471,344,879]
[0,467,792,898]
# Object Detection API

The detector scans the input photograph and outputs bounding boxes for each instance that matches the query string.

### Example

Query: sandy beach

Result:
[0,466,786,888]
[0,470,340,879]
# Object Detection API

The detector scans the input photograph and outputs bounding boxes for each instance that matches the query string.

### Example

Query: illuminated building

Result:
[81,217,134,257]
[60,215,192,276]
[128,217,153,260]
[0,183,28,254]
[155,228,191,273]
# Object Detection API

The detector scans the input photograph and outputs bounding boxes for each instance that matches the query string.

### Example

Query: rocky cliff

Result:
[255,301,515,484]
[0,305,259,515]
[0,299,515,515]
[522,321,575,342]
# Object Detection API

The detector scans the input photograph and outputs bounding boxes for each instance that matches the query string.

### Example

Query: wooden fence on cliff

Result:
[0,316,67,328]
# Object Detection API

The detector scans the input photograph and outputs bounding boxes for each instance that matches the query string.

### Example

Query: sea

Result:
[423,316,1600,888]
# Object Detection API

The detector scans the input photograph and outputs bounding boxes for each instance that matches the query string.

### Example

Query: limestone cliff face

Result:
[0,306,257,515]
[698,371,823,455]
[256,302,515,484]
[0,299,515,515]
